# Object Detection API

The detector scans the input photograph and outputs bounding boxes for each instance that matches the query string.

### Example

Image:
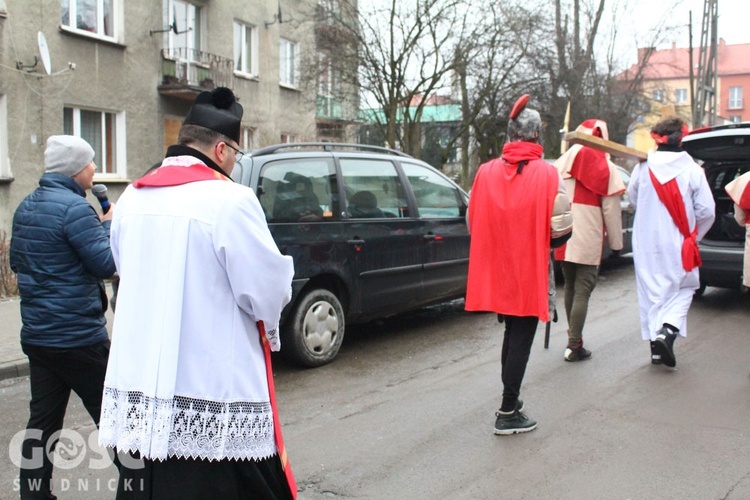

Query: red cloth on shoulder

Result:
[465,142,558,321]
[133,163,228,188]
[568,146,611,196]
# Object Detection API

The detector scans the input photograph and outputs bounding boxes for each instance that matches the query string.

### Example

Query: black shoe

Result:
[650,342,663,364]
[564,345,592,362]
[494,408,538,435]
[651,327,677,367]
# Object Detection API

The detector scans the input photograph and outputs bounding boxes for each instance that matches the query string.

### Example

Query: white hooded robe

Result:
[628,150,715,340]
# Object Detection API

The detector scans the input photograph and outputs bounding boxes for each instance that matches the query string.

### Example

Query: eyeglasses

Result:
[224,142,244,162]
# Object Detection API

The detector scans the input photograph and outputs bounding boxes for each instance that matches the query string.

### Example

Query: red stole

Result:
[465,142,557,321]
[258,321,298,499]
[133,162,228,188]
[648,169,701,271]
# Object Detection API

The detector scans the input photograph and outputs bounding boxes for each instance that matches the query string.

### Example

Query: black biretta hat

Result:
[183,87,243,143]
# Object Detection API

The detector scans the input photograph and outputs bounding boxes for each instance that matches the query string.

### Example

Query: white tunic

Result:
[99,164,294,461]
[628,151,715,340]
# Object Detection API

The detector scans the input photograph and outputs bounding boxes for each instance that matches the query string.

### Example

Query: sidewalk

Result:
[0,296,26,380]
[0,284,115,381]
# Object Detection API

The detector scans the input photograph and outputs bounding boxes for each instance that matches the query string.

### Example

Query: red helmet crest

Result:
[509,94,530,120]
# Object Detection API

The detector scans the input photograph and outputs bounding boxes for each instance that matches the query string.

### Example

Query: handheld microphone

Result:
[91,184,111,214]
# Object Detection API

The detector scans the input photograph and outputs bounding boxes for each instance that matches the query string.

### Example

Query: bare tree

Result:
[326,0,467,157]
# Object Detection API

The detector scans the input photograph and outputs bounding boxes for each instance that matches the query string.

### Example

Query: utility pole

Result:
[692,0,718,127]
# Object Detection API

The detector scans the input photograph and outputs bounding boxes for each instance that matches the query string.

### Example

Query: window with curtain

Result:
[0,95,9,178]
[233,22,258,77]
[63,106,124,177]
[61,0,116,39]
[279,38,299,88]
[729,86,744,110]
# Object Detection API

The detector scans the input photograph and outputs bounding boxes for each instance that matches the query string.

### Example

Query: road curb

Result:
[0,361,29,382]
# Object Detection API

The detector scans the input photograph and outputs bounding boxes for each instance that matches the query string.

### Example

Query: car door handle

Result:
[423,234,444,242]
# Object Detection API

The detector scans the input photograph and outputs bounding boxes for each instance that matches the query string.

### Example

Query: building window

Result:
[281,134,295,144]
[675,88,688,104]
[730,115,742,124]
[652,89,664,103]
[279,38,299,88]
[729,86,743,110]
[168,1,202,55]
[233,22,258,77]
[63,106,126,178]
[240,127,255,151]
[61,0,117,40]
[317,52,341,118]
[0,95,10,179]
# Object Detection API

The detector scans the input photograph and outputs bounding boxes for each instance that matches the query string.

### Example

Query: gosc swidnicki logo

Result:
[8,429,124,471]
[9,429,144,492]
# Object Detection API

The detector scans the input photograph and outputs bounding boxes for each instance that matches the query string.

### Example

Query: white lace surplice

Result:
[100,390,275,461]
[98,176,294,461]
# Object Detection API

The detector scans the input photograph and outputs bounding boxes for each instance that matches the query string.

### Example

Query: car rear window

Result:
[258,158,337,223]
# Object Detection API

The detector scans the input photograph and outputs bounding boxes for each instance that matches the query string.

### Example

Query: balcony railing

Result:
[317,95,344,120]
[159,48,234,100]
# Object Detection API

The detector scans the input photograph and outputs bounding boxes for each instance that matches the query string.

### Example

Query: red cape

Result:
[465,143,558,321]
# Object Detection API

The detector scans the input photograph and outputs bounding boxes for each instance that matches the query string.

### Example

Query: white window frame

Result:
[60,0,119,42]
[730,115,742,124]
[0,95,10,179]
[279,38,299,89]
[240,126,256,151]
[281,134,295,144]
[63,106,127,179]
[729,86,744,110]
[652,89,664,103]
[234,21,259,78]
[675,88,688,104]
[168,0,203,56]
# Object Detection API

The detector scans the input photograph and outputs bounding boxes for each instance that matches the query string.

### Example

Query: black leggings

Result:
[500,315,539,412]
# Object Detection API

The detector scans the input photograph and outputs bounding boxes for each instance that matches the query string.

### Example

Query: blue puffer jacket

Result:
[10,173,116,347]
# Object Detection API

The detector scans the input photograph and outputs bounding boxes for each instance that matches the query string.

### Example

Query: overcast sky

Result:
[613,0,750,63]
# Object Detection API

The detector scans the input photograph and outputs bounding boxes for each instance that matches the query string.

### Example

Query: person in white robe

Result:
[628,116,715,368]
[724,171,750,289]
[98,87,297,499]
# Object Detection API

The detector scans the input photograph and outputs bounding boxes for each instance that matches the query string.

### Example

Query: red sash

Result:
[257,321,298,499]
[648,169,701,271]
[133,163,228,188]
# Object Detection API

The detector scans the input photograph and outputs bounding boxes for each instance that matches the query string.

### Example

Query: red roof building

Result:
[623,39,750,151]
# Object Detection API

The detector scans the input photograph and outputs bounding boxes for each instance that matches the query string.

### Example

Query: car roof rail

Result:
[249,142,414,158]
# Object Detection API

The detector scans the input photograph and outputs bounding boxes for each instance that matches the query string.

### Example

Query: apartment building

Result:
[625,39,750,152]
[0,0,358,234]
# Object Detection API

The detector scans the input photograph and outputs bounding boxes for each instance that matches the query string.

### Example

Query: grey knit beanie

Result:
[44,135,95,177]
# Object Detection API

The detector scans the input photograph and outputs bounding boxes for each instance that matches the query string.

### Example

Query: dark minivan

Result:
[232,143,470,367]
[682,123,750,294]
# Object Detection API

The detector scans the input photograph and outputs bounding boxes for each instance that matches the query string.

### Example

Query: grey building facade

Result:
[0,0,359,235]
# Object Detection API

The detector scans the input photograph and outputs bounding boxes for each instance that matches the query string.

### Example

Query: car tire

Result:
[282,288,345,368]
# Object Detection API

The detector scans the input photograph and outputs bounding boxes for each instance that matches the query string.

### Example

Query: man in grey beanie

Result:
[10,134,116,499]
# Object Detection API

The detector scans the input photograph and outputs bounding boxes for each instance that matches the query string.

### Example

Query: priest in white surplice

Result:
[627,116,715,368]
[99,88,297,499]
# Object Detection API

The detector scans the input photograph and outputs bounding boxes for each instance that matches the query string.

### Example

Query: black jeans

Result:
[19,341,110,500]
[500,315,538,412]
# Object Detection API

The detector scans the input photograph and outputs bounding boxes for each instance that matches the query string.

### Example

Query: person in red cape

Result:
[554,119,626,362]
[98,87,298,499]
[627,116,714,368]
[725,171,750,290]
[466,95,572,435]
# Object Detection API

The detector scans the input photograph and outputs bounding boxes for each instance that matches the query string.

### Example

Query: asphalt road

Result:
[1,257,749,499]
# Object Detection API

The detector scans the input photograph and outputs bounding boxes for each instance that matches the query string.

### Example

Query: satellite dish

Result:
[37,32,51,75]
